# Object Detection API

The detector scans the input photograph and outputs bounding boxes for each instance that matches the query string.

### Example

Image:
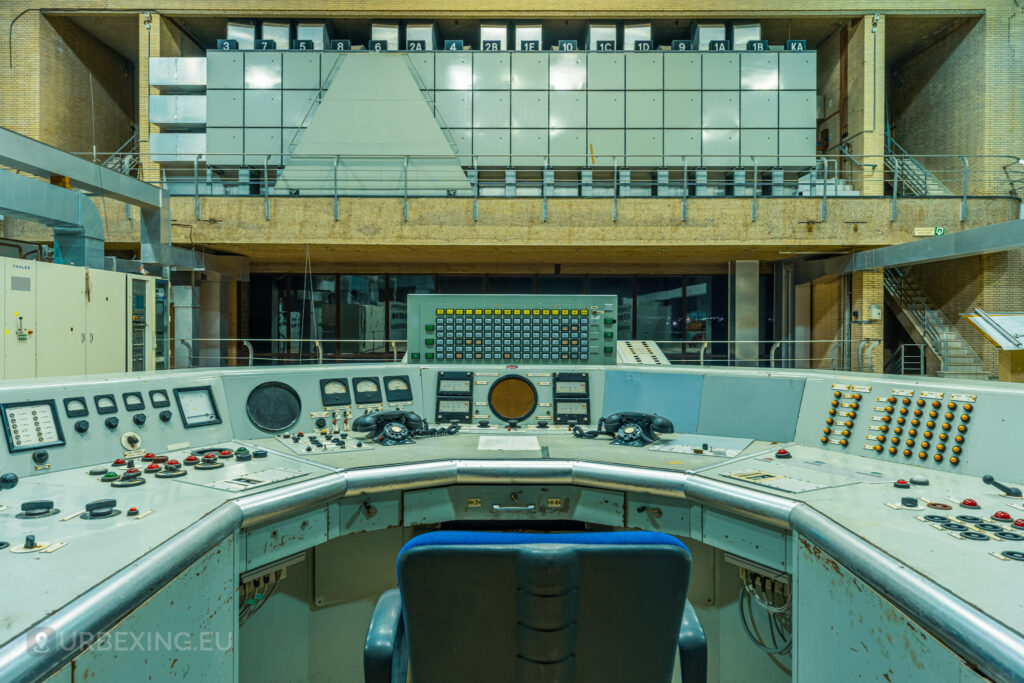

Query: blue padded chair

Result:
[364,530,707,683]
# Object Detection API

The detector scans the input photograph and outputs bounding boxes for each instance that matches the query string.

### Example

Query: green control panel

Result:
[405,294,618,365]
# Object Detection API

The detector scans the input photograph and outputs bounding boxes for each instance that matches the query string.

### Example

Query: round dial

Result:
[324,380,348,395]
[96,396,116,411]
[387,377,409,392]
[355,379,379,393]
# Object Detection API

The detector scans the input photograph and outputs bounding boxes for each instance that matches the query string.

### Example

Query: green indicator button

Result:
[425,352,434,359]
[102,472,119,480]
[411,353,420,359]
[604,331,614,339]
[605,317,614,324]
[425,324,434,331]
[604,346,614,354]
[425,339,434,345]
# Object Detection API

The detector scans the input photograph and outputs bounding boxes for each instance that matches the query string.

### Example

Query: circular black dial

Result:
[246,382,301,432]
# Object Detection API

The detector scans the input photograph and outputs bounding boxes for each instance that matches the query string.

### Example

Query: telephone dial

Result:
[351,410,461,446]
[573,412,674,447]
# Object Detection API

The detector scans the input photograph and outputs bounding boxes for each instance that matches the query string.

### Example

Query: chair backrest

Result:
[396,530,692,683]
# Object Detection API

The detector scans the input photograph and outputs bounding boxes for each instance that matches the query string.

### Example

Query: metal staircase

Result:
[102,132,139,176]
[884,343,924,375]
[883,268,987,379]
[884,136,954,197]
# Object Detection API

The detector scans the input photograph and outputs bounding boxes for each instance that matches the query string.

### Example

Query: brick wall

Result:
[810,276,841,369]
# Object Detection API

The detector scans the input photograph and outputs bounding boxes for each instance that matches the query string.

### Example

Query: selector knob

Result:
[20,500,55,517]
[1,472,20,490]
[75,420,89,433]
[126,435,139,448]
[315,417,327,428]
[159,410,173,423]
[84,499,117,518]
[105,417,119,429]
[31,450,48,465]
[133,414,147,426]
[24,535,36,550]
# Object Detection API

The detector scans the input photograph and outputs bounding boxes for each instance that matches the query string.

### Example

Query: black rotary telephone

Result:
[573,412,675,447]
[351,410,461,446]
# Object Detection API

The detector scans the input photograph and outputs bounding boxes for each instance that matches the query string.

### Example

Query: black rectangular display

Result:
[2,399,66,452]
[436,397,472,423]
[122,392,145,412]
[63,397,88,418]
[94,394,118,414]
[384,375,413,402]
[437,371,473,396]
[553,372,589,398]
[353,377,383,404]
[149,390,171,408]
[554,399,590,425]
[320,378,352,407]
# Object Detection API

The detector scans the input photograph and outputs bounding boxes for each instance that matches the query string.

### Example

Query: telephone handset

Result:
[571,411,674,447]
[351,410,426,445]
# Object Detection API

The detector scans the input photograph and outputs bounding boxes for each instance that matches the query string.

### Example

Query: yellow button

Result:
[513,309,521,315]
[446,309,454,314]
[436,308,443,314]
[542,309,550,314]
[485,309,492,314]
[503,309,511,314]
[475,309,482,314]
[533,309,540,314]
[950,456,959,465]
[561,309,569,314]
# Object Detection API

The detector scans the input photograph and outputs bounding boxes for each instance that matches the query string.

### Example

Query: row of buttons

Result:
[432,319,589,328]
[434,308,602,317]
[435,332,589,340]
[426,352,591,360]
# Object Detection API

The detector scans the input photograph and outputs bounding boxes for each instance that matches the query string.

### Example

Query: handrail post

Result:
[699,341,708,367]
[242,340,254,366]
[473,158,479,223]
[333,155,339,221]
[193,155,200,220]
[263,155,270,221]
[612,158,618,222]
[682,160,688,222]
[751,158,758,222]
[820,158,829,222]
[314,340,323,365]
[769,341,780,367]
[891,158,899,221]
[403,156,409,222]
[959,156,968,222]
[542,157,548,223]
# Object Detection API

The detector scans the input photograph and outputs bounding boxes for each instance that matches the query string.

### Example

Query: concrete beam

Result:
[0,127,163,209]
[795,218,1024,284]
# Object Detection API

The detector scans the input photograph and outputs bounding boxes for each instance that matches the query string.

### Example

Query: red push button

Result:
[202,453,217,461]
[125,467,140,475]
[184,454,199,463]
[775,448,789,457]
[1014,519,1024,529]
[142,453,155,461]
[113,458,127,466]
[220,449,232,456]
[145,463,160,472]
[894,479,910,489]
[167,459,180,466]
[960,498,980,509]
[993,511,1012,521]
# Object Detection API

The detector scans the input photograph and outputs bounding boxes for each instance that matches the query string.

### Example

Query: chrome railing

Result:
[885,343,925,376]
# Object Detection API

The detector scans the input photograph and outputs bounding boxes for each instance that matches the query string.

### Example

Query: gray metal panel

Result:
[244,128,282,165]
[448,129,474,164]
[625,129,663,166]
[244,89,282,127]
[602,370,704,433]
[434,90,473,128]
[701,129,739,166]
[149,57,207,91]
[778,129,815,166]
[511,91,548,128]
[549,129,586,165]
[701,53,739,90]
[148,94,206,127]
[283,90,319,128]
[206,90,243,127]
[206,51,243,89]
[740,52,778,90]
[740,129,779,166]
[405,53,434,90]
[697,375,804,440]
[511,52,548,90]
[473,129,510,165]
[588,91,624,128]
[436,52,473,90]
[664,130,701,166]
[511,129,548,166]
[779,52,817,89]
[740,91,778,128]
[472,52,510,89]
[587,129,625,164]
[282,52,320,89]
[664,52,700,89]
[244,52,282,89]
[702,91,739,129]
[626,91,663,128]
[473,91,511,128]
[320,52,347,87]
[587,52,624,90]
[625,52,662,90]
[549,91,587,128]
[779,91,817,128]
[663,91,701,128]
[206,127,243,165]
[549,53,587,90]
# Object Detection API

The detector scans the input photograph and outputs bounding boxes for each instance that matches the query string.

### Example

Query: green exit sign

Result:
[913,226,946,237]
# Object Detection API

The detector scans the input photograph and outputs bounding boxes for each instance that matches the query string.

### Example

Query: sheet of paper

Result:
[477,436,541,451]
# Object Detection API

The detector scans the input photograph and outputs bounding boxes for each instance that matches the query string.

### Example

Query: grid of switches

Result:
[422,309,609,361]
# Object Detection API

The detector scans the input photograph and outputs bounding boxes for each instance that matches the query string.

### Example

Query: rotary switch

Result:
[159,410,173,423]
[18,500,58,518]
[82,499,119,519]
[133,413,147,426]
[105,417,119,430]
[74,420,89,433]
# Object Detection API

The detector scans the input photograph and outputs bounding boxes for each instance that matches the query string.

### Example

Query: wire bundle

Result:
[737,568,793,657]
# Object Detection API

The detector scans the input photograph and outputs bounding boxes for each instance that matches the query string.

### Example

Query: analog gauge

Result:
[325,380,348,395]
[353,378,382,404]
[149,390,170,408]
[123,392,145,412]
[64,397,89,418]
[94,395,118,414]
[384,375,413,402]
[319,379,351,407]
[173,387,221,428]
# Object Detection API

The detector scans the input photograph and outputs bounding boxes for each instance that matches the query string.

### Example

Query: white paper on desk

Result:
[478,436,541,451]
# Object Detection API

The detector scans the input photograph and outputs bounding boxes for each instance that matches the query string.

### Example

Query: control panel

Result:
[405,294,618,365]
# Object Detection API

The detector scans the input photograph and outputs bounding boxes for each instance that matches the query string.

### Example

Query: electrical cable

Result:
[411,422,462,438]
[738,585,792,655]
[572,417,606,439]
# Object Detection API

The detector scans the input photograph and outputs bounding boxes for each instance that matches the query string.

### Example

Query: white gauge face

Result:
[65,398,87,415]
[556,401,588,415]
[124,393,144,411]
[555,381,587,394]
[439,379,471,393]
[438,399,470,413]
[355,379,379,394]
[150,390,170,407]
[176,388,219,427]
[387,377,410,392]
[324,380,348,395]
[96,396,116,411]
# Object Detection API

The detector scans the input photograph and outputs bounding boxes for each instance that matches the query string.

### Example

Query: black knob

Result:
[126,435,139,447]
[31,450,48,465]
[133,414,147,426]
[983,475,1023,498]
[478,420,490,428]
[536,420,549,429]
[85,499,117,518]
[253,449,268,458]
[24,535,36,549]
[159,410,173,422]
[315,417,327,428]
[74,420,89,433]
[105,417,119,429]
[0,472,18,490]
[21,500,54,516]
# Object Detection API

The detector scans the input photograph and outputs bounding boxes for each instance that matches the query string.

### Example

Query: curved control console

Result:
[1,363,1023,682]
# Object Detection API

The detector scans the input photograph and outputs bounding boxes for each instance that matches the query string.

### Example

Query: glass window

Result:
[389,275,435,342]
[537,276,585,294]
[439,276,485,294]
[487,276,535,294]
[588,276,634,339]
[338,275,386,356]
[289,275,339,356]
[636,277,683,342]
